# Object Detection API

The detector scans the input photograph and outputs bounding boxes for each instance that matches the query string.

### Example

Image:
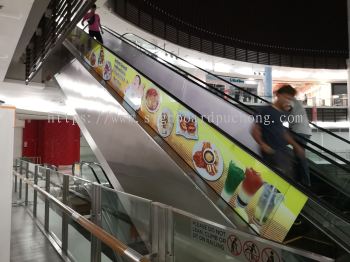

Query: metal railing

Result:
[13,159,335,261]
[25,0,96,82]
[20,156,42,164]
[13,159,149,262]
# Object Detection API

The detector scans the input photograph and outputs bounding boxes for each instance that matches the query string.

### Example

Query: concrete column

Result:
[347,0,350,121]
[263,66,273,102]
[0,105,15,262]
[347,60,350,121]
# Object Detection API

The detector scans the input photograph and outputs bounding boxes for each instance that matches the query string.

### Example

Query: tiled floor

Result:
[10,198,63,262]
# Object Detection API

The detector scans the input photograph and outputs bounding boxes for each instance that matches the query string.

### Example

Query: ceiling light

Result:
[214,63,231,73]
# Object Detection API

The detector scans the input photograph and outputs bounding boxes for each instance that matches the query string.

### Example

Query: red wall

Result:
[23,120,80,166]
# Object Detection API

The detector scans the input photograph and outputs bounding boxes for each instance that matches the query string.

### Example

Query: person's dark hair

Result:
[91,4,97,9]
[276,84,296,96]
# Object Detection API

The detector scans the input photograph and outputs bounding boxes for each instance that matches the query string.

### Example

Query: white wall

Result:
[0,106,15,262]
[13,119,24,160]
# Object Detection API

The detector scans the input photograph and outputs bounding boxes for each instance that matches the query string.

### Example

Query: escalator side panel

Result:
[103,34,260,155]
[56,59,234,227]
[59,35,309,244]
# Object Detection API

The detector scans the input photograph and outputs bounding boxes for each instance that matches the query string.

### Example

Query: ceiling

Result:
[97,0,347,82]
[0,0,34,81]
[140,0,348,54]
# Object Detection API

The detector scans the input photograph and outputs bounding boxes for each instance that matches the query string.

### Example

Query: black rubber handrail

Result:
[117,29,350,146]
[80,161,113,188]
[80,161,101,184]
[70,26,350,227]
[102,27,350,167]
[308,121,350,145]
[86,161,113,187]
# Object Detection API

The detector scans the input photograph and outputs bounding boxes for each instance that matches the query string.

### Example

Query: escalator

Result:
[113,28,350,202]
[115,29,350,218]
[54,25,350,260]
[109,27,350,224]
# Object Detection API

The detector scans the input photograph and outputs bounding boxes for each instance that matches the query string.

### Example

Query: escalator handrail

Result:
[84,161,113,187]
[101,27,350,168]
[80,161,102,184]
[116,29,350,146]
[71,26,350,226]
[290,130,350,168]
[308,121,350,145]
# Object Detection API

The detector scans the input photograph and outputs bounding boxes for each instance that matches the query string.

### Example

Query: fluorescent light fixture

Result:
[312,121,350,128]
[245,80,257,85]
[186,58,213,71]
[234,67,253,76]
[214,63,231,73]
[272,68,347,81]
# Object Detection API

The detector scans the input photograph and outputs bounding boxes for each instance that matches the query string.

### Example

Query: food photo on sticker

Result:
[176,111,198,140]
[103,61,112,81]
[192,141,224,181]
[89,52,97,67]
[145,87,161,113]
[157,107,174,138]
[98,47,105,66]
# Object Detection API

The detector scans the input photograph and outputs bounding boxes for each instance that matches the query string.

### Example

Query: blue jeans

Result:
[293,133,311,186]
[262,149,292,177]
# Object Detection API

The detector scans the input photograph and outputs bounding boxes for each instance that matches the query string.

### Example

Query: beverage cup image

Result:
[252,183,284,227]
[221,161,244,202]
[234,168,263,208]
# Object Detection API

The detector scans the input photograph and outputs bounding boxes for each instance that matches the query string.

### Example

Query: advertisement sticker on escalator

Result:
[227,234,242,256]
[82,39,309,243]
[261,247,280,262]
[243,241,260,262]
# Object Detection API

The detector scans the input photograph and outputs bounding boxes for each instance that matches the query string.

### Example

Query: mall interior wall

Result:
[22,120,80,165]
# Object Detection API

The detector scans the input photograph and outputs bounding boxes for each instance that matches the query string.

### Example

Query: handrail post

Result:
[44,168,51,232]
[33,165,38,217]
[91,183,102,262]
[19,161,23,199]
[25,162,29,206]
[151,203,174,262]
[14,159,18,193]
[62,174,69,255]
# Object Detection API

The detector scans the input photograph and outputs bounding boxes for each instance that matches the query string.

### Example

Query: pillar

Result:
[0,105,15,262]
[264,66,273,102]
[347,0,350,121]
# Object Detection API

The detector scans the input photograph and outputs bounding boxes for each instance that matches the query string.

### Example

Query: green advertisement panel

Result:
[83,42,308,243]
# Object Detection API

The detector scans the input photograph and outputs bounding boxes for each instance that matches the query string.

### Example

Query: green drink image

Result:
[221,161,244,202]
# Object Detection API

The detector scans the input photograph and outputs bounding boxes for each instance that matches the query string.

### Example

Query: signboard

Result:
[206,74,244,84]
[191,219,283,261]
[71,30,308,243]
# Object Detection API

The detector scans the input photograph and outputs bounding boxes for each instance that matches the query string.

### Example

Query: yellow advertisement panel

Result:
[85,44,308,243]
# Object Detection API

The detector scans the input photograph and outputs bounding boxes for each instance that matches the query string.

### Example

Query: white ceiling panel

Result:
[0,0,34,81]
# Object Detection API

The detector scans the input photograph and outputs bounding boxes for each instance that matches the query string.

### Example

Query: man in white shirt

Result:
[289,97,312,186]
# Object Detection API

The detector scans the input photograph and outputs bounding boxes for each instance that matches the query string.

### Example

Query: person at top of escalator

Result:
[82,4,104,44]
[288,95,312,187]
[251,85,304,177]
